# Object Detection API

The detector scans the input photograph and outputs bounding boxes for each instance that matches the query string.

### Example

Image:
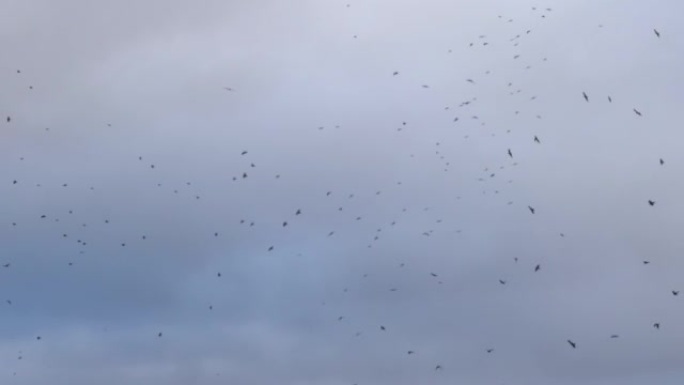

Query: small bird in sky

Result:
[582,92,589,102]
[610,334,619,339]
[380,325,386,331]
[158,332,163,337]
[534,264,541,272]
[567,340,576,348]
[633,108,642,116]
[673,290,679,296]
[608,96,612,102]
[653,323,660,330]
[528,206,535,214]
[508,149,513,158]
[654,28,660,37]
[393,71,399,76]
[648,200,655,206]
[660,158,665,165]
[486,348,494,353]
[534,136,540,143]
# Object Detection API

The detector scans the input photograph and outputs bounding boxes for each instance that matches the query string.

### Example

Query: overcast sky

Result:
[2,0,684,384]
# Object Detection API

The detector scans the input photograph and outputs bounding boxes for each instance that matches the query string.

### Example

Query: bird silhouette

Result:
[660,158,665,165]
[528,206,535,214]
[534,136,540,143]
[648,200,655,206]
[582,92,589,102]
[654,29,660,37]
[534,264,540,272]
[499,279,506,285]
[653,323,660,330]
[567,340,576,348]
[633,108,642,116]
[508,149,513,158]
[673,290,679,296]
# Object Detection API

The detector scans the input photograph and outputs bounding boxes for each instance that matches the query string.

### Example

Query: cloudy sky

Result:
[2,0,684,384]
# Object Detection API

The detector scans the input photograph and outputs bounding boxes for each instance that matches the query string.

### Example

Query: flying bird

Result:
[507,149,513,158]
[608,96,612,102]
[660,158,664,165]
[486,348,494,353]
[534,264,541,272]
[653,323,660,330]
[498,279,506,285]
[610,334,619,339]
[582,92,589,102]
[567,340,576,348]
[673,290,679,296]
[380,325,386,331]
[393,71,399,76]
[633,108,642,116]
[654,28,660,37]
[648,200,655,206]
[534,136,540,143]
[528,206,535,214]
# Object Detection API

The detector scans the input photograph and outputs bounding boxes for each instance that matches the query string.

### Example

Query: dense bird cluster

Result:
[1,2,678,384]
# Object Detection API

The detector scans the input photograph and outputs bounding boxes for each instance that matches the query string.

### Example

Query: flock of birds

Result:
[1,2,680,384]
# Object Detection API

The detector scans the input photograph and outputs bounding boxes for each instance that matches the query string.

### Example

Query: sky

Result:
[1,0,684,384]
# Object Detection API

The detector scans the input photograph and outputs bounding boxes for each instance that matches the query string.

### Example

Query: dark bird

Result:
[158,332,163,337]
[486,348,494,353]
[673,290,679,296]
[6,116,10,123]
[380,325,386,331]
[435,365,442,370]
[393,71,399,76]
[653,323,660,330]
[268,246,274,251]
[507,149,513,158]
[534,264,541,272]
[295,209,301,215]
[430,273,438,277]
[498,279,506,285]
[217,272,221,277]
[654,28,660,37]
[407,350,414,355]
[567,340,576,348]
[608,96,612,102]
[633,108,642,116]
[610,334,619,339]
[528,206,535,214]
[660,158,664,165]
[338,316,344,321]
[534,136,540,143]
[648,200,655,206]
[283,221,288,227]
[2,263,10,268]
[241,150,248,155]
[582,92,589,102]
[643,260,650,265]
